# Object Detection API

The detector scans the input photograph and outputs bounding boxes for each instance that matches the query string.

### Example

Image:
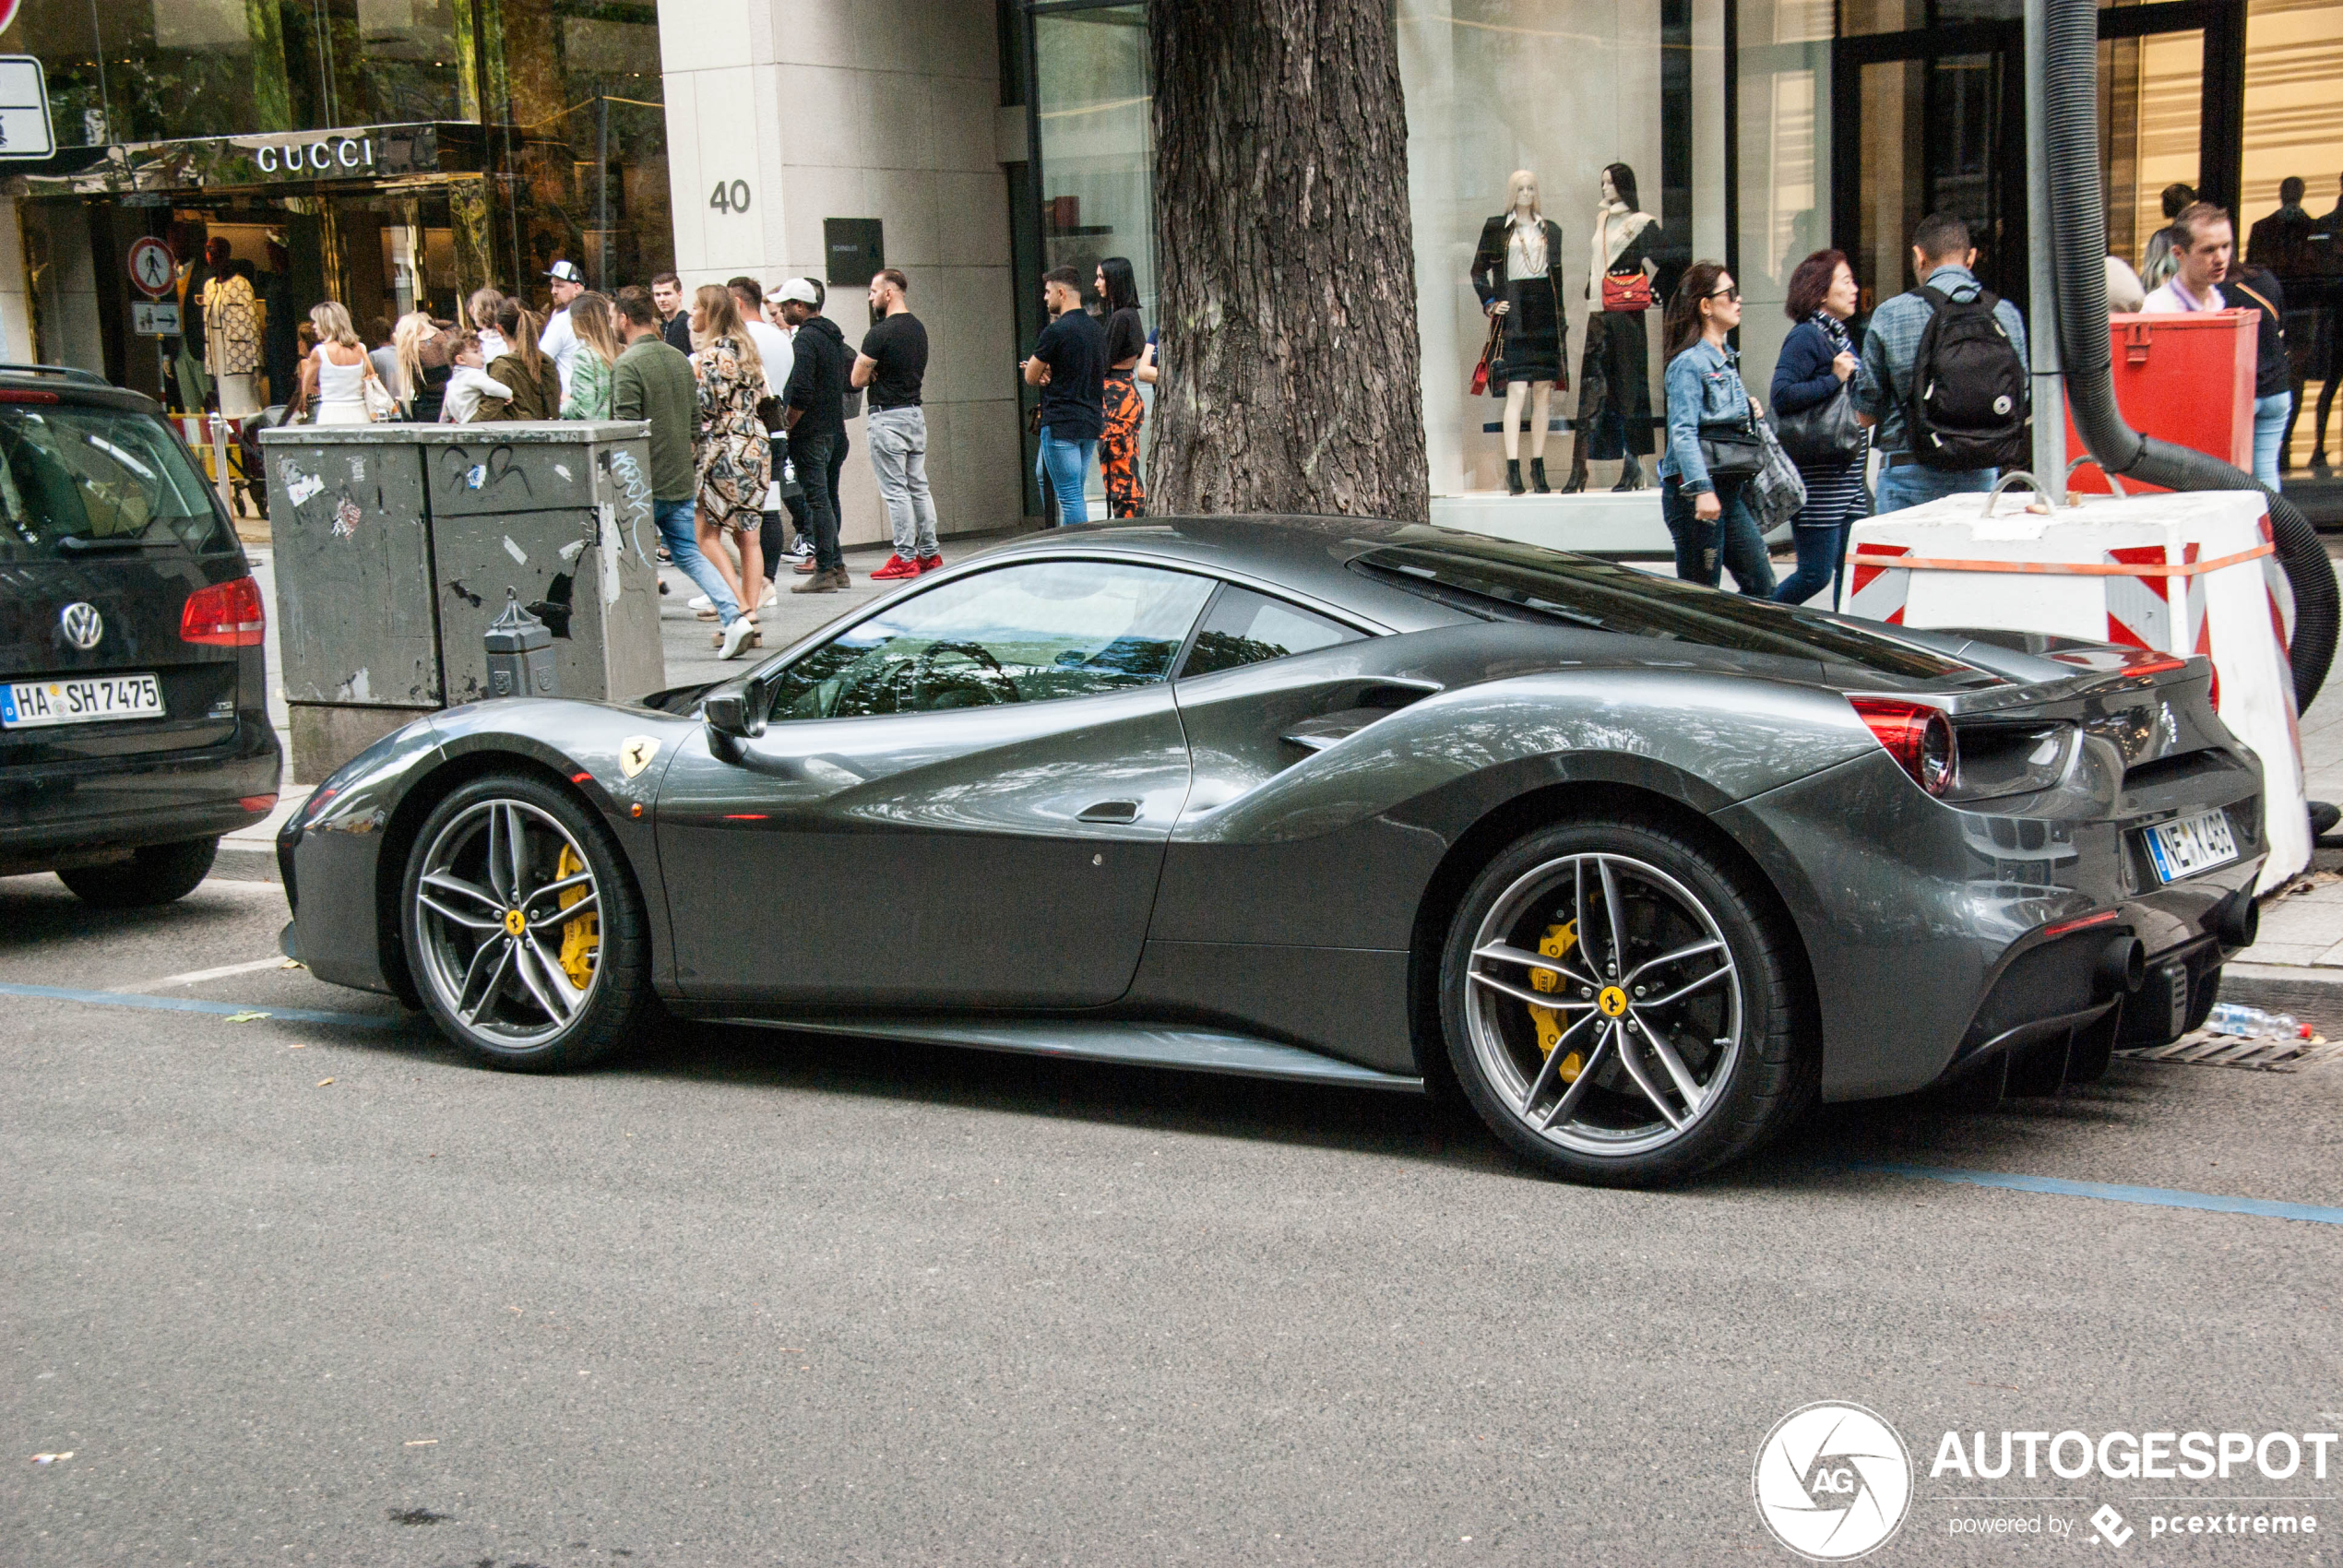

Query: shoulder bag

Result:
[1697,414,1764,481]
[1602,268,1653,314]
[1746,414,1809,533]
[1469,314,1503,398]
[1773,380,1862,465]
[361,358,397,422]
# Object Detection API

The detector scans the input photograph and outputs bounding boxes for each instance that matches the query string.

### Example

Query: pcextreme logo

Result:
[1753,1402,1914,1561]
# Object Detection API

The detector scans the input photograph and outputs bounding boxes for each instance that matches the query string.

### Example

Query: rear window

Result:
[1350,535,1980,681]
[0,403,231,560]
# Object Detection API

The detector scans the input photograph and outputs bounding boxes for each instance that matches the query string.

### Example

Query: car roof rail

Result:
[0,362,114,388]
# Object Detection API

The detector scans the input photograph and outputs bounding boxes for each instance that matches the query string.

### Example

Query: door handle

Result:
[1077,800,1141,823]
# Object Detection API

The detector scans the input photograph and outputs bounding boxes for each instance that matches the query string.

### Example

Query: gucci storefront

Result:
[7,0,675,412]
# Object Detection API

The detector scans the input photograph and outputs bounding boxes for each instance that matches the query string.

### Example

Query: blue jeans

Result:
[1659,475,1774,596]
[1773,523,1849,609]
[2253,390,2291,493]
[1037,426,1096,526]
[655,497,740,626]
[1873,460,1994,514]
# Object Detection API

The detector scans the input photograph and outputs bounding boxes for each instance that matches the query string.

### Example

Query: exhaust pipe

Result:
[2096,933,2147,998]
[2040,0,2340,707]
[2214,888,2260,949]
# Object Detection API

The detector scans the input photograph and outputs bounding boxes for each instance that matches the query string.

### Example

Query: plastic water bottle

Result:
[2204,1002,2312,1040]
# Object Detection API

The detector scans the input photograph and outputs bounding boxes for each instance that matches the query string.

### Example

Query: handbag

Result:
[1697,417,1764,481]
[1746,414,1809,533]
[361,361,397,422]
[1773,380,1863,465]
[1602,269,1653,314]
[1469,315,1503,398]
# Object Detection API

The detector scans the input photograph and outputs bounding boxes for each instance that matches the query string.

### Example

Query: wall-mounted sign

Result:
[824,218,884,288]
[254,134,379,177]
[0,54,54,160]
[131,300,181,338]
[128,235,175,298]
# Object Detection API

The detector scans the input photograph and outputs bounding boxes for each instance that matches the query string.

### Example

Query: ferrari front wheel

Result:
[1440,820,1812,1186]
[401,773,653,1072]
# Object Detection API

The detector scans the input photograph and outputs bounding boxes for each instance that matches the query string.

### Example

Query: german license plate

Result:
[2144,808,2239,883]
[0,672,164,728]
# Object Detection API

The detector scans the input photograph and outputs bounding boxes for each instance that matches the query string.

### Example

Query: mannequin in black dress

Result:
[1470,170,1570,493]
[1563,163,1659,493]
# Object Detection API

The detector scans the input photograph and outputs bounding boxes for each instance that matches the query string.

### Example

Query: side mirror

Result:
[703,680,767,740]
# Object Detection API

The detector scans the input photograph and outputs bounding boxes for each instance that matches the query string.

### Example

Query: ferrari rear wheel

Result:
[401,773,652,1072]
[1441,820,1811,1186]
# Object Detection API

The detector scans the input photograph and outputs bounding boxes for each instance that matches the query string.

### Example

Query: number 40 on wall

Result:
[708,180,751,213]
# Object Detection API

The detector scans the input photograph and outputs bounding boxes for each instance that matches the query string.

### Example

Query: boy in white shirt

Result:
[439,333,513,423]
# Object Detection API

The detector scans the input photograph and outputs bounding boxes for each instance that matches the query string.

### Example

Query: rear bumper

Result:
[0,716,279,870]
[1719,748,2265,1101]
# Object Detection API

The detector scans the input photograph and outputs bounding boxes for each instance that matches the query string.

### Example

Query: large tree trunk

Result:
[1148,1,1429,521]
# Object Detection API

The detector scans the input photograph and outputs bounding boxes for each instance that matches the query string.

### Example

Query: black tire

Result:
[57,837,220,908]
[399,773,653,1072]
[1439,818,1814,1186]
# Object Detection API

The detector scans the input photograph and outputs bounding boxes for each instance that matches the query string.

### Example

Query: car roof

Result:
[969,514,1477,633]
[0,363,167,417]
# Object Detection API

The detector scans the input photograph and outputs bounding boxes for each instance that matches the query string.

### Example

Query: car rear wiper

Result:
[58,530,159,552]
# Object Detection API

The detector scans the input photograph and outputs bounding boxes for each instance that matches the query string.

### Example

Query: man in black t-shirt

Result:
[651,271,694,355]
[852,267,941,576]
[1023,265,1107,525]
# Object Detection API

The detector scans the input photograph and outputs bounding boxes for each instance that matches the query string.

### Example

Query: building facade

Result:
[6,0,2340,540]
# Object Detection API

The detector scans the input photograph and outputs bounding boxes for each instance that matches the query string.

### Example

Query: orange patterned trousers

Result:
[1101,374,1147,518]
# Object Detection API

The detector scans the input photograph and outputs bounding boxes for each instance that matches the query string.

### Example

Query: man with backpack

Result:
[1853,212,2030,515]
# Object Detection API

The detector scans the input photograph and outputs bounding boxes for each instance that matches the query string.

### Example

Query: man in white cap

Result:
[538,259,587,396]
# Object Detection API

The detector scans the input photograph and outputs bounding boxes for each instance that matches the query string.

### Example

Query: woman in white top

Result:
[291,301,380,425]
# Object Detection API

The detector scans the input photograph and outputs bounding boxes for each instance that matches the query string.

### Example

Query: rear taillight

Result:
[182,575,267,647]
[1850,697,1956,797]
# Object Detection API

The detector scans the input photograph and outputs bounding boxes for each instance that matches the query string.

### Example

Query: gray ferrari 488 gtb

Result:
[279,517,2265,1185]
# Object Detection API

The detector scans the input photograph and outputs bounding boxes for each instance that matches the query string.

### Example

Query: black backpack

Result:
[1906,284,2030,470]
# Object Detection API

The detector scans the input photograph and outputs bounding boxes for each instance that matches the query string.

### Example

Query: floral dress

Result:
[693,335,771,531]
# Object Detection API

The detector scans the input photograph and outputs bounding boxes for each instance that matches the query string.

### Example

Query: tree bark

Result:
[1148,1,1429,522]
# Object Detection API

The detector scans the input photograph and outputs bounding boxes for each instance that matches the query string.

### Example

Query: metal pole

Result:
[2025,0,2067,502]
[596,95,611,288]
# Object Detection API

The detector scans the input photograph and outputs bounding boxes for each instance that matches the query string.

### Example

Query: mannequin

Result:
[1470,171,1570,493]
[1562,162,1659,493]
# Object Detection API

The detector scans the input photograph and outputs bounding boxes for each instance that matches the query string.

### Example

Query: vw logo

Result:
[59,602,104,651]
[1753,1402,1911,1561]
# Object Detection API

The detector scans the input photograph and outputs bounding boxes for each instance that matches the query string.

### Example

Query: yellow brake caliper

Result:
[553,845,598,990]
[1528,921,1585,1084]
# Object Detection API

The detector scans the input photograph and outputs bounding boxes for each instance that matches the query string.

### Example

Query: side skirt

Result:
[677,1010,1428,1093]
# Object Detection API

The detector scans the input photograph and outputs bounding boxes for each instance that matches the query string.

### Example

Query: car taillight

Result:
[1849,696,1956,797]
[182,575,267,647]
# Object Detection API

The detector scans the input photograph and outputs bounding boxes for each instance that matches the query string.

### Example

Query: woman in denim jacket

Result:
[1657,262,1774,595]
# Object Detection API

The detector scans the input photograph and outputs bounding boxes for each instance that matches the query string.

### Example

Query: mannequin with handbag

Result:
[1767,250,1870,608]
[1469,171,1569,494]
[1562,163,1659,493]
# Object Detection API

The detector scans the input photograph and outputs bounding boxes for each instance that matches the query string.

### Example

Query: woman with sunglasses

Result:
[1656,263,1774,596]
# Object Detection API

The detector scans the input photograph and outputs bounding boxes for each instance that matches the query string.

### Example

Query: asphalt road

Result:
[6,853,2343,1567]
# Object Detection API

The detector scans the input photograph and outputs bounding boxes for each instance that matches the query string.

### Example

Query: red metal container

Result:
[2063,309,2257,493]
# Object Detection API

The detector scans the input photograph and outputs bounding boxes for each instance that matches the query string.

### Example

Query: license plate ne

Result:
[2144,809,2240,884]
[0,673,165,729]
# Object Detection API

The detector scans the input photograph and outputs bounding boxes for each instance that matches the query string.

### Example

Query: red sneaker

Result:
[917,553,945,573]
[870,553,922,580]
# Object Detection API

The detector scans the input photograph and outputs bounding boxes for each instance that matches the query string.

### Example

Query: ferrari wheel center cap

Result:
[1598,985,1629,1017]
[504,909,528,936]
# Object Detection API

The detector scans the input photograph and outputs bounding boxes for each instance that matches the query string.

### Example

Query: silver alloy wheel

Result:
[1462,851,1743,1157]
[411,798,603,1048]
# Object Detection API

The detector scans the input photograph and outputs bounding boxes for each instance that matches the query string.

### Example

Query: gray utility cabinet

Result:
[259,422,665,782]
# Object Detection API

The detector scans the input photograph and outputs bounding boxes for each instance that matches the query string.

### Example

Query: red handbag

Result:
[1469,315,1503,397]
[1602,269,1653,314]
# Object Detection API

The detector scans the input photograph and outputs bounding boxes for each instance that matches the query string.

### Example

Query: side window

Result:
[1178,586,1364,679]
[767,560,1215,721]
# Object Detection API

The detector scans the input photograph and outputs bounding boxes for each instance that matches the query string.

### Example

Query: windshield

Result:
[0,403,232,561]
[1351,534,1983,682]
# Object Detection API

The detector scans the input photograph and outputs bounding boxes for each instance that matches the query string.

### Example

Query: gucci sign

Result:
[253,137,377,176]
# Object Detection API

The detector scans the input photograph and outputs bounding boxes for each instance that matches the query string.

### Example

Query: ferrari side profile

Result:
[279,517,2265,1184]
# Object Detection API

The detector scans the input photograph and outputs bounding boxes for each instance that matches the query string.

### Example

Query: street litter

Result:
[404,1439,437,1446]
[2206,1003,2313,1040]
[30,1453,73,1464]
[316,1077,335,1087]
[280,959,306,969]
[225,1010,270,1023]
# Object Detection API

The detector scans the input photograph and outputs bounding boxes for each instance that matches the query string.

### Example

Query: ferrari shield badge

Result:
[618,735,660,780]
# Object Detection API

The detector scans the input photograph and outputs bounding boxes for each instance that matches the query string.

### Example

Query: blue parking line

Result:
[0,980,404,1030]
[1848,1161,2343,1227]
